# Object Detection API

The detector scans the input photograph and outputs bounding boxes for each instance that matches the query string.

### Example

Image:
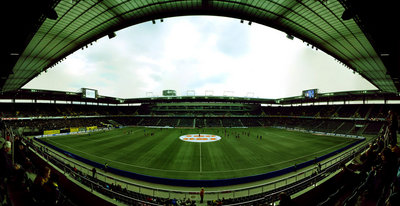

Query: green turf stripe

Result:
[42,127,358,180]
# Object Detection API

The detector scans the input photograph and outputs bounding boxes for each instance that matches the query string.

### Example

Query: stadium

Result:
[1,1,400,206]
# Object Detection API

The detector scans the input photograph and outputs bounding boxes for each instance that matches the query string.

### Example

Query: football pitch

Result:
[42,127,358,180]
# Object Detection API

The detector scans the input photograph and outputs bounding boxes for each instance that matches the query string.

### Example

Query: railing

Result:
[36,148,161,205]
[30,135,376,204]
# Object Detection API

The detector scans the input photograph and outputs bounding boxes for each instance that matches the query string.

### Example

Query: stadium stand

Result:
[195,118,206,128]
[221,118,243,127]
[205,118,222,127]
[308,134,400,206]
[335,121,355,134]
[363,121,385,135]
[177,118,194,127]
[0,90,400,205]
[157,118,179,127]
[1,90,399,206]
[0,102,391,149]
[240,118,262,127]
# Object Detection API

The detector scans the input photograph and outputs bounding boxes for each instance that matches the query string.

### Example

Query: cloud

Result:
[284,48,377,96]
[214,20,250,57]
[23,16,376,99]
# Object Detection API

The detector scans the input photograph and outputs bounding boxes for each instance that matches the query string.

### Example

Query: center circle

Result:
[179,134,222,143]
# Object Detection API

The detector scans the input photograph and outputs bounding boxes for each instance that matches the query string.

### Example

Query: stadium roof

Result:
[2,0,399,93]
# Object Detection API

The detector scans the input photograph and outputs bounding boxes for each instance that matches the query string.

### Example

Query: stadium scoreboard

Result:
[163,90,176,96]
[82,88,98,99]
[303,89,318,99]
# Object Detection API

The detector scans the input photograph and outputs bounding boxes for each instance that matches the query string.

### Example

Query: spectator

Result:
[386,192,400,206]
[171,198,177,205]
[200,187,205,203]
[34,166,51,186]
[0,141,21,181]
[47,172,62,205]
[0,138,4,149]
[379,148,397,185]
[391,144,400,161]
[32,166,52,204]
[92,167,97,178]
[376,137,385,153]
[362,143,378,172]
[369,148,398,203]
[0,141,13,176]
[387,110,398,146]
[279,192,294,206]
[15,142,32,171]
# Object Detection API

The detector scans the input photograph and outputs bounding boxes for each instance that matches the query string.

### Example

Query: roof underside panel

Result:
[3,0,396,93]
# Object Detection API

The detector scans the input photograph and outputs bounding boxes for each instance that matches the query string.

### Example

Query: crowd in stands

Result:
[0,103,140,118]
[312,110,400,206]
[262,104,394,119]
[13,118,105,130]
[2,116,386,138]
[0,102,397,119]
[0,130,72,206]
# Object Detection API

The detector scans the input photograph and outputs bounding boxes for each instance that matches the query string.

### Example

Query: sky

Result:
[23,16,377,99]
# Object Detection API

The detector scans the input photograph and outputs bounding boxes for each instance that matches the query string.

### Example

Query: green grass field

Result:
[42,127,358,180]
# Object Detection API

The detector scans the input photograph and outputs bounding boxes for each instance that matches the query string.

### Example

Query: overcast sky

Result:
[23,16,376,99]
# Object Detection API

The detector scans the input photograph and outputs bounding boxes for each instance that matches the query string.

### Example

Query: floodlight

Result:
[341,9,354,21]
[286,34,294,40]
[107,32,116,39]
[45,8,58,20]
